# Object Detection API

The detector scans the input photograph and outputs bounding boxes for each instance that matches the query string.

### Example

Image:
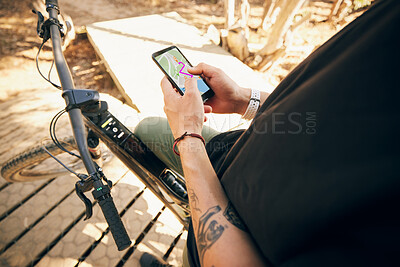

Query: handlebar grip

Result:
[93,187,131,251]
[45,0,59,5]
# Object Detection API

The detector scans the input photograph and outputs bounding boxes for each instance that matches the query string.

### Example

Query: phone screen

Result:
[153,47,213,98]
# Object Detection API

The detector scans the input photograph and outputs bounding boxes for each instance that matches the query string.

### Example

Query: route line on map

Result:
[178,62,193,78]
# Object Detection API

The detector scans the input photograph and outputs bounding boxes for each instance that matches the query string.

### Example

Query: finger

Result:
[204,115,208,122]
[187,62,219,77]
[204,98,216,108]
[160,76,173,93]
[184,78,200,97]
[204,105,212,113]
[161,76,179,100]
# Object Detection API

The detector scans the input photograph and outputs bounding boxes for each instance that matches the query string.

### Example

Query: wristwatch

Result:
[242,89,261,120]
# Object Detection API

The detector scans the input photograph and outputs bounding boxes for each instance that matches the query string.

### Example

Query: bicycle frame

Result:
[80,100,190,227]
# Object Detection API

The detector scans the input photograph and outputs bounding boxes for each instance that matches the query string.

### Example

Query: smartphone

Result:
[152,46,214,101]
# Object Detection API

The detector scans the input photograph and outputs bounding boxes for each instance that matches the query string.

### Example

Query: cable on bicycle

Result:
[33,9,65,90]
[49,109,81,159]
[48,59,56,82]
[40,138,87,180]
[35,41,62,90]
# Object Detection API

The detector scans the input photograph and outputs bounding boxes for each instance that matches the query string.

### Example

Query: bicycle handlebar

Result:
[45,2,131,250]
[47,6,97,175]
[45,0,59,6]
[93,186,132,250]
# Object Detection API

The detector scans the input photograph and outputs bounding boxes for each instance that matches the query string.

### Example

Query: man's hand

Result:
[161,77,205,139]
[188,63,251,115]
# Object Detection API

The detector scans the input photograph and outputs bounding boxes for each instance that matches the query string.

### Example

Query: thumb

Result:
[187,63,203,75]
[187,66,198,74]
[188,63,216,77]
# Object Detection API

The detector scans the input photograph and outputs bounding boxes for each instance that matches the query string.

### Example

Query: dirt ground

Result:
[0,0,366,103]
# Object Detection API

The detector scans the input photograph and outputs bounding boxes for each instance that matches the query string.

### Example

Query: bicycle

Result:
[1,0,190,251]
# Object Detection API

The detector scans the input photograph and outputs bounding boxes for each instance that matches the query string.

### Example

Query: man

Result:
[137,0,400,265]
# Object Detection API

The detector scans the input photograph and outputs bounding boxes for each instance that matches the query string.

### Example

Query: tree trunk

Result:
[240,0,250,29]
[256,0,306,57]
[224,0,236,29]
[260,0,277,29]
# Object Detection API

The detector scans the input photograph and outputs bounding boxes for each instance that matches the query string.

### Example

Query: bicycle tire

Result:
[1,137,78,182]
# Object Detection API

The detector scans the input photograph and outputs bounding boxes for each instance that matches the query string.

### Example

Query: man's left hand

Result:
[160,77,207,139]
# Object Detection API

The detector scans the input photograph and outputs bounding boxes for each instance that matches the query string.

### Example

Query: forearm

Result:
[160,74,264,265]
[178,139,265,266]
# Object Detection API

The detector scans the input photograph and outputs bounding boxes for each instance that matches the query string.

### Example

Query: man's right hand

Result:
[188,63,251,115]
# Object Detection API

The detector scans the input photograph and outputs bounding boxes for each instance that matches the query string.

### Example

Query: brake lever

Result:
[75,176,94,220]
[32,9,45,39]
[76,187,93,220]
[74,167,113,220]
[32,9,64,43]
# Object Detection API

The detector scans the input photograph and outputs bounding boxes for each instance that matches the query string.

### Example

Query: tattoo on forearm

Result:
[197,206,225,262]
[223,201,247,231]
[188,189,201,213]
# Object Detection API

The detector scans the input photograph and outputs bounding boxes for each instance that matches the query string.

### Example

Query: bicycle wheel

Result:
[1,137,111,182]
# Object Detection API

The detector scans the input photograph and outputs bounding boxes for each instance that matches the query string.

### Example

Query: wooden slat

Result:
[0,184,87,266]
[79,189,164,267]
[36,171,145,267]
[0,179,53,219]
[125,208,185,266]
[0,157,128,267]
[0,174,76,253]
[168,230,188,266]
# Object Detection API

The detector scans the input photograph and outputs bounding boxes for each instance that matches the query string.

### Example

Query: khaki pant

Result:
[134,117,220,176]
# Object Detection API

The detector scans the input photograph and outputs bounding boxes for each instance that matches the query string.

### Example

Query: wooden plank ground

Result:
[124,208,186,266]
[78,189,166,267]
[0,86,187,266]
[36,171,143,267]
[0,174,76,253]
[0,157,128,266]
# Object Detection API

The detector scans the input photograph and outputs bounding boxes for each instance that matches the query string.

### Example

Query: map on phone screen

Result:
[154,47,211,94]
